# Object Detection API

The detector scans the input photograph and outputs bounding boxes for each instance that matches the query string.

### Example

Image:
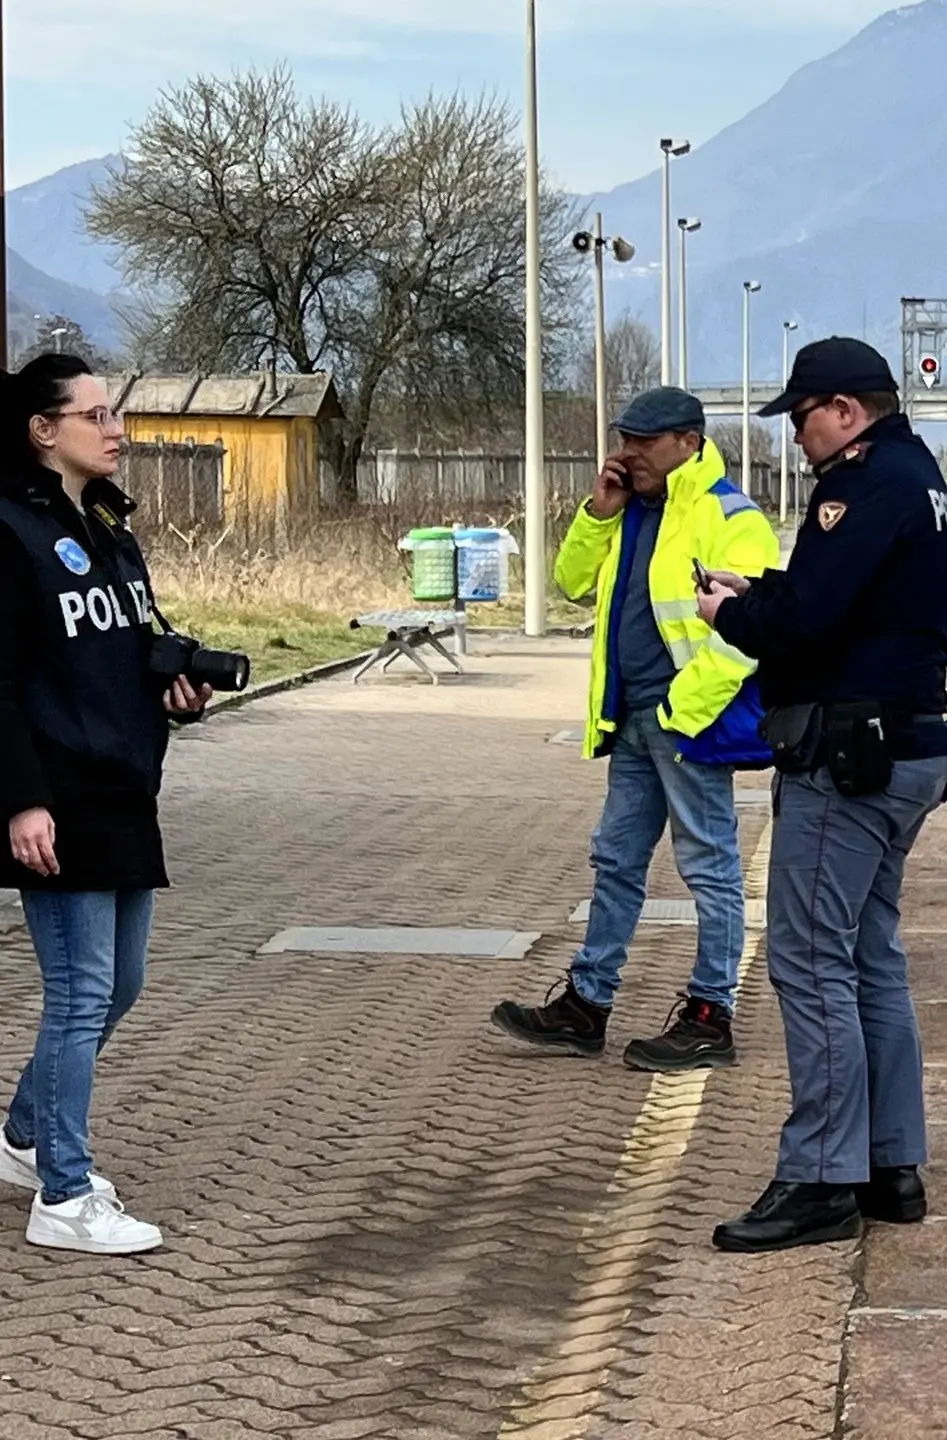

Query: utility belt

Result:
[760,701,912,798]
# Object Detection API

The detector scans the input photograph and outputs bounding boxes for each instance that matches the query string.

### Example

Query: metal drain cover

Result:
[735,789,773,807]
[569,897,766,928]
[260,926,542,960]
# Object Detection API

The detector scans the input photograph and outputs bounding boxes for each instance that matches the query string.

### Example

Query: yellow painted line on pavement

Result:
[498,821,772,1440]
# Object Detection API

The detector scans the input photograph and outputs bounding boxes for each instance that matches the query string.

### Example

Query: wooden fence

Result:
[123,437,226,538]
[328,449,816,514]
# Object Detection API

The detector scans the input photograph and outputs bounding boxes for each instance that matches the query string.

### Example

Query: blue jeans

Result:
[570,709,744,1011]
[5,890,154,1205]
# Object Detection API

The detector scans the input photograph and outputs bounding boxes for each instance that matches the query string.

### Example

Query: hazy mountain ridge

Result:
[7,1,947,376]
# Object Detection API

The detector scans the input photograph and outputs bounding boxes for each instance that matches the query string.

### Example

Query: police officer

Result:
[697,337,947,1254]
[0,353,210,1257]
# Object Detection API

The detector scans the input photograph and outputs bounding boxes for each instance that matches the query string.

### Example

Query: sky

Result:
[4,0,927,194]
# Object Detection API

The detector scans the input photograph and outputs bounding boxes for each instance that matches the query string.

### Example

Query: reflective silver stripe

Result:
[717,491,759,518]
[652,599,697,623]
[668,637,702,668]
[708,631,756,669]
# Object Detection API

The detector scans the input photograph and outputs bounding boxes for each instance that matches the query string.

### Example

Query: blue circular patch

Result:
[54,538,91,576]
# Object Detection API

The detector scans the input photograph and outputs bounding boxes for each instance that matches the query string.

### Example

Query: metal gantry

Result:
[901,298,947,422]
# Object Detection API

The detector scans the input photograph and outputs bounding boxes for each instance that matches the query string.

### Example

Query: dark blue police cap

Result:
[760,337,898,417]
[613,386,706,437]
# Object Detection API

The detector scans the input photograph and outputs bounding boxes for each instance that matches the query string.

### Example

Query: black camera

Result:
[148,631,251,694]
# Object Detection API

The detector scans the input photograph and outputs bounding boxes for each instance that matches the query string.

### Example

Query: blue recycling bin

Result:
[453,528,507,602]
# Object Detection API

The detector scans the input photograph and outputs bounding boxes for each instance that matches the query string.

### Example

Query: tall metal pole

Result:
[523,0,546,636]
[0,0,8,372]
[678,225,688,392]
[660,150,672,385]
[593,212,608,472]
[741,285,752,496]
[779,321,796,525]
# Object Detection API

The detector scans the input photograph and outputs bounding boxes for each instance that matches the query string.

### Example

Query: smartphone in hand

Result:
[693,557,713,594]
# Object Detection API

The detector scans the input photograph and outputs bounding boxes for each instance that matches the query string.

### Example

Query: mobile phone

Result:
[693,557,713,594]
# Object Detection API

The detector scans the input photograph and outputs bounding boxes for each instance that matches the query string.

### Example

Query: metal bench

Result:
[349,610,467,684]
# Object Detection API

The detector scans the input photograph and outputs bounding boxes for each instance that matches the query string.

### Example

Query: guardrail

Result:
[694,385,947,419]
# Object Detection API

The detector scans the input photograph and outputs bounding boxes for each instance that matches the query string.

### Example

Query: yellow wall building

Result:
[98,371,344,531]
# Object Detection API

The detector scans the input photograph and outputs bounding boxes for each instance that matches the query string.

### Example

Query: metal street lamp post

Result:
[660,138,691,385]
[741,281,762,495]
[677,217,701,391]
[524,0,546,636]
[780,320,799,524]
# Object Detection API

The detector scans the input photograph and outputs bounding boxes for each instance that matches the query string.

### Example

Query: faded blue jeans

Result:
[570,708,744,1011]
[4,890,154,1205]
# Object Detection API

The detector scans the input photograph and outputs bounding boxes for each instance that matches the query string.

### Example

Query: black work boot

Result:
[713,1181,861,1254]
[490,977,609,1056]
[623,993,737,1073]
[855,1166,927,1225]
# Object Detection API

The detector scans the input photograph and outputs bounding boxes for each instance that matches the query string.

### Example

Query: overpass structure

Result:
[693,384,947,420]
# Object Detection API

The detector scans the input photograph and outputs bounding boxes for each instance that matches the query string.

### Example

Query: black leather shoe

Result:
[490,976,609,1056]
[855,1166,927,1225]
[713,1181,861,1254]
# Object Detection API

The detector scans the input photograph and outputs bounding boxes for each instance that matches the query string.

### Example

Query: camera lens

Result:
[190,648,251,693]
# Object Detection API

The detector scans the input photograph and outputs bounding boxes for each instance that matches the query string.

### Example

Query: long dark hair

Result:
[0,353,93,469]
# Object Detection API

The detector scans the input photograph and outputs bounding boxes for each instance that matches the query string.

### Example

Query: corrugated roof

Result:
[97,371,343,421]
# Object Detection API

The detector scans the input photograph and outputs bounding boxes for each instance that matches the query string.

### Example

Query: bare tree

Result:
[710,420,776,469]
[576,313,661,408]
[88,69,580,499]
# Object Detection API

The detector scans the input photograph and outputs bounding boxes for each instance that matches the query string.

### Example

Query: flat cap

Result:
[613,386,706,437]
[760,337,898,417]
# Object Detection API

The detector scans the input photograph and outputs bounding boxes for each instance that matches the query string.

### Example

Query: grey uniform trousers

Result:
[768,757,947,1184]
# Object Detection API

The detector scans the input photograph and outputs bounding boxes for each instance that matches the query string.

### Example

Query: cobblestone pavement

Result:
[0,635,943,1440]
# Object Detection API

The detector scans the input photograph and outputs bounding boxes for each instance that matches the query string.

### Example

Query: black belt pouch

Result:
[823,702,894,797]
[760,704,824,775]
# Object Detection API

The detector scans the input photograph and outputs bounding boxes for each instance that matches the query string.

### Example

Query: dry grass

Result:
[142,515,589,684]
[146,517,410,615]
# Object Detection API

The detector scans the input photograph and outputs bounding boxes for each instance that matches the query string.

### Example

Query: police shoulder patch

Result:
[819,501,848,532]
[54,537,91,576]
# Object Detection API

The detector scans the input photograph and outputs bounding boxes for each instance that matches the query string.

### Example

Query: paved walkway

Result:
[0,635,944,1439]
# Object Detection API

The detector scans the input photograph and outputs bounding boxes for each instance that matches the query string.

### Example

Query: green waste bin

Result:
[407,527,456,602]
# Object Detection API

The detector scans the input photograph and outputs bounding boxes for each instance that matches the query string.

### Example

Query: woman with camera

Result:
[0,353,211,1255]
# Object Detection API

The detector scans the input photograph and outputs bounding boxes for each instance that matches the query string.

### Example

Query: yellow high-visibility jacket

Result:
[555,438,780,760]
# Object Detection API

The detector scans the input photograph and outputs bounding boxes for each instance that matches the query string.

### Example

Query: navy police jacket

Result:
[716,414,947,755]
[0,463,174,890]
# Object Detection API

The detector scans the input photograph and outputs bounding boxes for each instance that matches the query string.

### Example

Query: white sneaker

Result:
[0,1131,116,1200]
[26,1192,163,1255]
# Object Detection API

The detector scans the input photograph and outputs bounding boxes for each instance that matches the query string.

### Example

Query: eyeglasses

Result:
[54,406,125,432]
[789,398,834,433]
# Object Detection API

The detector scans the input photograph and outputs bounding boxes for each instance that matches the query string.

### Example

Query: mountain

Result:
[6,250,121,353]
[7,2,947,381]
[2,156,124,355]
[588,0,947,382]
[7,156,124,297]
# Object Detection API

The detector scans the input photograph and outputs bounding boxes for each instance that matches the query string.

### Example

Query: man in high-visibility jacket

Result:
[491,387,780,1070]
